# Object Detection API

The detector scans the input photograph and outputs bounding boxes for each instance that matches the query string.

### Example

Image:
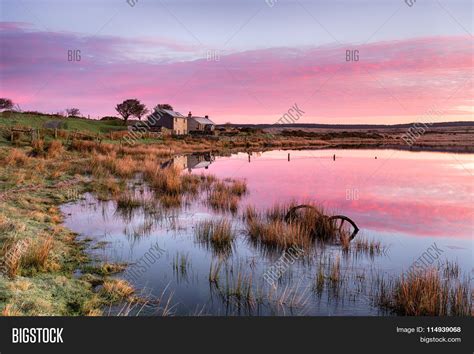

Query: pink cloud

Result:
[1,22,472,123]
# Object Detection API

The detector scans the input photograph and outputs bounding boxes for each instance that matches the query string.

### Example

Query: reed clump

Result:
[195,219,234,254]
[377,265,471,316]
[244,202,338,250]
[101,279,134,301]
[207,179,247,213]
[22,235,54,272]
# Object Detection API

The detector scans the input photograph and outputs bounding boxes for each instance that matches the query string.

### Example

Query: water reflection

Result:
[61,149,473,316]
[161,152,215,172]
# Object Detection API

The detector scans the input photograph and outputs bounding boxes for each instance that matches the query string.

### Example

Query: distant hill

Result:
[219,121,474,130]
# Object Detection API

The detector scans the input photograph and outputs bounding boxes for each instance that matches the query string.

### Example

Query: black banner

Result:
[0,317,472,354]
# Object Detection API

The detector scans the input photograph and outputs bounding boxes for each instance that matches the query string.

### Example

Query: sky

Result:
[0,0,473,124]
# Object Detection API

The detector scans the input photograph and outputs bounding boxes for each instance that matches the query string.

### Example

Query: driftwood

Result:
[285,204,359,240]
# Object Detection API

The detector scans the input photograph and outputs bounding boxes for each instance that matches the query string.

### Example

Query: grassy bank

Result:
[3,111,472,152]
[0,112,471,316]
[0,131,252,315]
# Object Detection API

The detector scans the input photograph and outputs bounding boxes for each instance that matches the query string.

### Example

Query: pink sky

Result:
[1,22,473,124]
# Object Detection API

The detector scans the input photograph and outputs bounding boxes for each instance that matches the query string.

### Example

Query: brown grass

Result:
[159,193,182,208]
[207,180,246,213]
[143,163,182,195]
[378,267,471,316]
[46,140,64,158]
[31,139,45,156]
[102,279,134,300]
[4,149,29,166]
[247,217,312,250]
[22,235,54,271]
[353,237,382,255]
[245,202,338,250]
[195,219,234,253]
[2,304,22,316]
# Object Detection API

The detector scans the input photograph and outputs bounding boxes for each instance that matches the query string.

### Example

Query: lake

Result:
[61,149,473,316]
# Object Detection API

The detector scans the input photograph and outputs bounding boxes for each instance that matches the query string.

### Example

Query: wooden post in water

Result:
[288,153,290,161]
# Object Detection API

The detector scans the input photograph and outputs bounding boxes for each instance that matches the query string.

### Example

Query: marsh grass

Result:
[207,179,247,213]
[116,192,143,209]
[195,219,234,254]
[4,148,29,166]
[158,193,182,209]
[22,235,54,272]
[173,252,190,277]
[377,265,471,316]
[352,237,383,256]
[247,218,313,250]
[245,202,343,252]
[101,279,135,302]
[209,260,223,283]
[82,262,127,276]
[46,140,64,158]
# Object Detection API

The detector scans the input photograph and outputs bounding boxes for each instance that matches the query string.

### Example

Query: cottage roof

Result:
[191,116,215,125]
[162,109,185,117]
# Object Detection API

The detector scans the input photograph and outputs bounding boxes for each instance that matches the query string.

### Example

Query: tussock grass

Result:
[46,140,64,158]
[207,179,246,213]
[195,219,234,254]
[245,202,338,250]
[247,218,312,250]
[30,139,45,156]
[4,148,29,166]
[22,235,54,272]
[377,265,471,316]
[101,279,134,301]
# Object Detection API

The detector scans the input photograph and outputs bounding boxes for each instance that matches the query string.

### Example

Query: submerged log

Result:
[285,204,359,240]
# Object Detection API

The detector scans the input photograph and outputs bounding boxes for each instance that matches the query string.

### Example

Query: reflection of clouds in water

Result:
[59,149,473,315]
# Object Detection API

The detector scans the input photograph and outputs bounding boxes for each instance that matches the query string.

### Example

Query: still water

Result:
[61,149,473,316]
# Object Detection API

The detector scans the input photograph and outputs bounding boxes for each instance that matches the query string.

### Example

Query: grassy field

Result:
[0,112,471,316]
[1,111,472,152]
[0,112,127,133]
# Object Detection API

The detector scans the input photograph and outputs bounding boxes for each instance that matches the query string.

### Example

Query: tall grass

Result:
[207,180,247,213]
[244,202,338,251]
[377,266,471,316]
[195,219,234,254]
[4,149,29,166]
[22,235,54,272]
